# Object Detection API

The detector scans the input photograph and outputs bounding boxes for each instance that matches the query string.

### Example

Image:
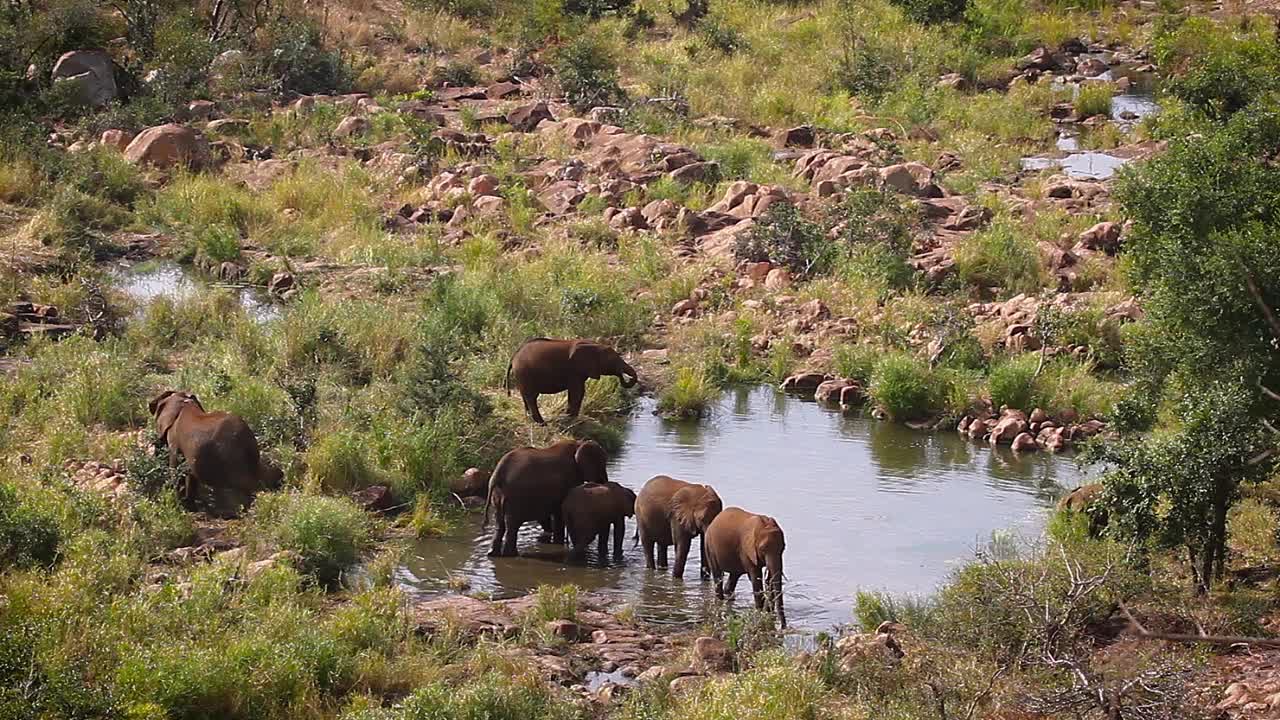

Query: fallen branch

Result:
[1120,603,1280,648]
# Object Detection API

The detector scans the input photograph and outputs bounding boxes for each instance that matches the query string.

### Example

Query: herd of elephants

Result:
[149,337,839,628]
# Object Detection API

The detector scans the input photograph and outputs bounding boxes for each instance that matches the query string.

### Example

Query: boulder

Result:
[546,620,582,643]
[124,124,209,170]
[669,676,706,694]
[879,162,942,198]
[636,666,668,684]
[1077,57,1108,77]
[815,378,858,404]
[1057,483,1102,511]
[352,485,396,513]
[772,125,815,148]
[334,115,369,139]
[1011,432,1038,452]
[989,410,1028,445]
[507,101,553,132]
[1028,408,1048,425]
[99,129,134,152]
[670,161,719,185]
[1078,221,1121,253]
[692,636,734,673]
[473,195,506,215]
[780,372,830,393]
[671,298,699,317]
[1037,426,1067,452]
[485,81,522,99]
[206,118,248,134]
[51,50,117,107]
[450,468,488,497]
[764,268,791,291]
[937,73,968,90]
[268,271,295,296]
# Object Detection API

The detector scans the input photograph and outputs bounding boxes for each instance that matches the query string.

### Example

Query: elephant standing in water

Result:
[483,439,609,557]
[149,390,283,518]
[704,507,787,628]
[634,475,723,579]
[505,338,639,424]
[561,481,637,563]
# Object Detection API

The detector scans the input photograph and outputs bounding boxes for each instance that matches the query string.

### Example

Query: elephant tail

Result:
[504,356,512,396]
[482,461,505,528]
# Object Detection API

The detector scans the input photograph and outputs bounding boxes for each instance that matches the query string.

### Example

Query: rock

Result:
[671,298,699,317]
[989,409,1028,445]
[473,195,506,215]
[608,206,646,230]
[268,271,295,296]
[765,268,791,291]
[1011,432,1038,452]
[206,118,248,134]
[100,129,134,152]
[51,50,117,107]
[836,631,904,670]
[692,636,734,673]
[587,106,626,124]
[352,484,396,513]
[1078,221,1121,253]
[124,124,209,170]
[186,99,217,120]
[637,665,667,684]
[334,116,369,139]
[1029,408,1048,425]
[798,299,829,326]
[742,261,772,284]
[937,73,968,90]
[485,81,522,99]
[1057,483,1102,511]
[780,372,830,393]
[468,174,500,196]
[246,550,296,580]
[669,675,706,694]
[1078,57,1108,77]
[449,468,488,497]
[772,125,815,148]
[545,620,582,643]
[879,162,942,198]
[210,49,246,78]
[815,378,857,404]
[507,101,553,132]
[670,161,719,185]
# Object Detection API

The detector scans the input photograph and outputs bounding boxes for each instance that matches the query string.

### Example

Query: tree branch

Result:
[1120,603,1280,648]
[1244,271,1280,345]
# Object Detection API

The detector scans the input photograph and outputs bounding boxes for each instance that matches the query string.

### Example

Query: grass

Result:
[531,584,578,622]
[954,217,1049,296]
[658,365,717,418]
[1074,82,1113,119]
[868,352,939,420]
[247,493,372,588]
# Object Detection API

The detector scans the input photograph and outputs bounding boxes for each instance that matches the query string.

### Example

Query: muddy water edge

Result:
[399,386,1085,632]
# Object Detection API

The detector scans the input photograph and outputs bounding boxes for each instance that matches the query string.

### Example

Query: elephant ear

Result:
[148,390,177,416]
[573,440,609,485]
[669,488,700,534]
[568,341,604,379]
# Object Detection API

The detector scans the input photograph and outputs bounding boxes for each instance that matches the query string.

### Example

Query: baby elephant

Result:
[561,481,637,563]
[704,508,787,628]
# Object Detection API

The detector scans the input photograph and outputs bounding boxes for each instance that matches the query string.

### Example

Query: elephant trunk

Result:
[766,553,785,628]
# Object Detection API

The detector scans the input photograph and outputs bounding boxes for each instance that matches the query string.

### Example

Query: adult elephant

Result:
[634,475,722,579]
[704,507,787,628]
[149,390,283,518]
[562,481,637,563]
[483,439,609,557]
[505,338,639,424]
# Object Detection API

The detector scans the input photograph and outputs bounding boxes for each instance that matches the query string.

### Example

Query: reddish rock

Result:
[879,162,942,198]
[772,125,815,148]
[100,129,134,151]
[1011,432,1038,452]
[765,268,791,291]
[352,485,396,513]
[124,124,209,169]
[780,372,830,393]
[692,636,734,673]
[473,195,505,215]
[670,161,719,185]
[507,101,553,132]
[468,174,500,196]
[486,81,522,99]
[990,410,1028,445]
[546,620,582,643]
[671,298,699,317]
[1078,221,1121,253]
[333,115,369,138]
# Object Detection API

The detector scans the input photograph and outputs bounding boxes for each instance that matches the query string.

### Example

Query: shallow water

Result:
[1022,151,1131,180]
[111,260,280,322]
[399,386,1084,630]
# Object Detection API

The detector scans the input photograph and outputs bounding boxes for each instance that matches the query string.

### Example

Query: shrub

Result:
[305,430,384,493]
[658,365,716,418]
[1073,82,1113,119]
[0,480,61,569]
[550,34,625,110]
[987,354,1038,410]
[257,19,350,95]
[889,0,968,24]
[833,343,879,384]
[954,218,1047,296]
[735,203,833,278]
[249,493,371,588]
[531,584,578,622]
[869,353,939,420]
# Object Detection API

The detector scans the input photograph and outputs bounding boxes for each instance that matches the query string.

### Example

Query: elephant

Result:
[561,481,637,563]
[483,439,609,557]
[634,475,723,579]
[149,390,283,518]
[505,338,639,424]
[1057,483,1107,534]
[704,507,787,628]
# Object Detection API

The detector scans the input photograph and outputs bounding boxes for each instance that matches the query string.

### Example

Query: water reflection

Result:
[111,260,281,323]
[401,386,1083,629]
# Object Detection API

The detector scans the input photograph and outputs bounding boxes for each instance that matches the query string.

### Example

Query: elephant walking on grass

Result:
[634,475,723,579]
[149,390,282,518]
[505,338,639,424]
[704,507,787,628]
[483,439,609,557]
[562,481,637,563]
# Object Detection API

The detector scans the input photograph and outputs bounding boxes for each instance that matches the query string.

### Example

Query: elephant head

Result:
[670,484,723,536]
[149,390,202,446]
[572,439,610,486]
[749,516,786,627]
[569,341,639,388]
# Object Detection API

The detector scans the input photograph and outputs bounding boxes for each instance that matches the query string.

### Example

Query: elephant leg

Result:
[750,570,766,610]
[672,535,692,579]
[713,569,726,599]
[724,572,742,600]
[551,511,567,544]
[612,521,625,563]
[566,381,585,418]
[488,513,507,557]
[698,536,711,581]
[655,544,669,569]
[537,517,554,544]
[639,527,656,569]
[502,516,520,557]
[522,390,546,425]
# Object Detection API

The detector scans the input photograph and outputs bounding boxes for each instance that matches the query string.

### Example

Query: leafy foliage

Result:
[551,34,625,110]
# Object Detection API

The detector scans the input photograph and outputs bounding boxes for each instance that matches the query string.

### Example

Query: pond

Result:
[111,260,281,323]
[398,386,1085,630]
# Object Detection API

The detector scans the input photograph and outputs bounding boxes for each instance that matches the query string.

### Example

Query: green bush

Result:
[550,34,625,110]
[986,354,1038,410]
[658,365,716,418]
[833,343,879,383]
[889,0,968,24]
[0,480,62,569]
[1155,17,1280,121]
[735,202,833,278]
[1073,82,1113,119]
[249,493,371,588]
[305,429,384,493]
[954,218,1047,296]
[869,353,939,420]
[257,19,350,95]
